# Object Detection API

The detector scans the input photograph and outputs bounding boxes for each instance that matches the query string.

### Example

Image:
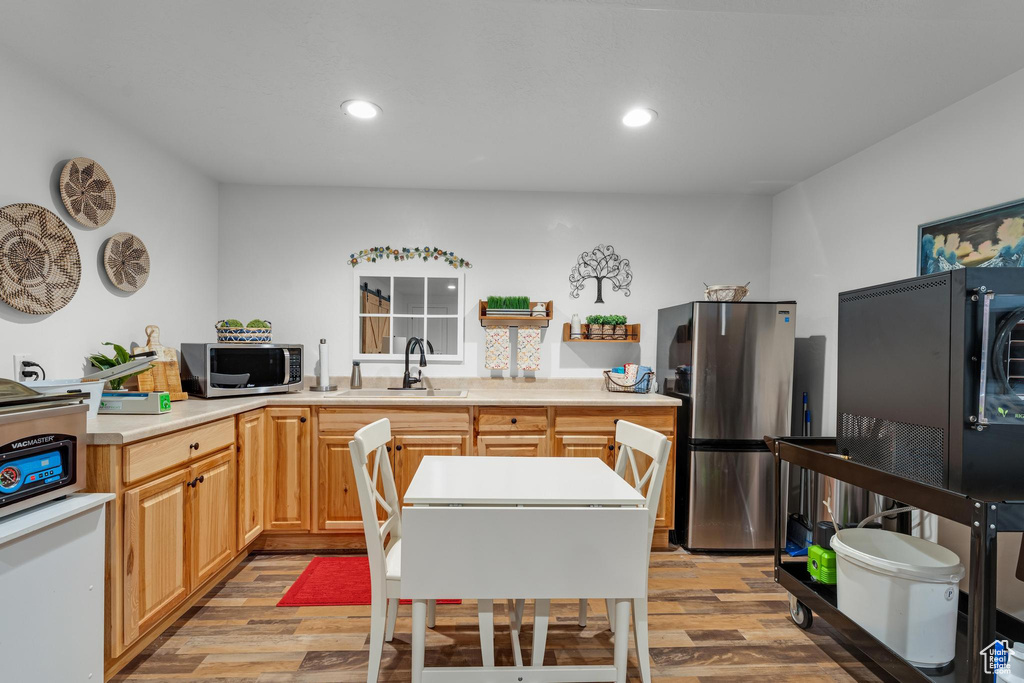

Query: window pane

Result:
[392,277,425,315]
[391,317,425,353]
[359,276,391,315]
[427,318,458,355]
[359,315,391,354]
[427,277,459,313]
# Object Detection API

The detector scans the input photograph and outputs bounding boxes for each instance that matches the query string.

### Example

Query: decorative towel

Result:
[485,325,510,370]
[517,327,542,371]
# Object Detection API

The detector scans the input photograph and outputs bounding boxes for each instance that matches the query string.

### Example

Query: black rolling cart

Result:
[770,436,1024,683]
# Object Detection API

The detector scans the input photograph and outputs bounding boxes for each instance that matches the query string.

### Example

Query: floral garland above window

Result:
[349,246,472,269]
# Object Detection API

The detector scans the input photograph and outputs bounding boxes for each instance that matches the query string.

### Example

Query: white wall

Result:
[218,186,772,378]
[769,67,1024,617]
[0,53,220,380]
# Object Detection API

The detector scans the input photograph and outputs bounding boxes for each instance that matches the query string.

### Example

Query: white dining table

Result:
[401,456,648,683]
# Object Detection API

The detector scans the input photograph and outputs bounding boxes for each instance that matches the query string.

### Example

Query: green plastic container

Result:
[808,544,837,585]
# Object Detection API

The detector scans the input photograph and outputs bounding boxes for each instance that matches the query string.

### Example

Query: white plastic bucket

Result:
[832,528,965,669]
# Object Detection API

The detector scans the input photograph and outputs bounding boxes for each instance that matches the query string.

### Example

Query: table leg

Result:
[613,599,631,683]
[532,598,550,666]
[478,599,494,667]
[412,599,426,683]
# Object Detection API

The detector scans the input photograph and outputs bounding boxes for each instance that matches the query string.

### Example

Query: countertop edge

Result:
[86,391,682,445]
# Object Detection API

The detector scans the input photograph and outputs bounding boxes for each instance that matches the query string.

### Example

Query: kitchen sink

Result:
[333,389,468,398]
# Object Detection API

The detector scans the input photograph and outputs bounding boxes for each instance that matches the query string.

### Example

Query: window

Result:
[353,269,465,362]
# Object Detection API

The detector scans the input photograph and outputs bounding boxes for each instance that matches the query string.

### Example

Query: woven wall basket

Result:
[0,203,81,314]
[104,232,150,292]
[59,157,116,228]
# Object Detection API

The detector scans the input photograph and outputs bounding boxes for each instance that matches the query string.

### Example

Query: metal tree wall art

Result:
[569,244,632,303]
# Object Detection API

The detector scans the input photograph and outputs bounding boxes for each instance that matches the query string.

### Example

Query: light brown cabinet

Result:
[122,469,190,644]
[476,434,548,457]
[556,434,617,467]
[265,407,311,531]
[315,435,363,531]
[394,434,467,505]
[236,410,266,547]
[122,448,237,647]
[189,450,237,586]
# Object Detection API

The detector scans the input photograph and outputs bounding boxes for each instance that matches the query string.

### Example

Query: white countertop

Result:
[86,386,681,445]
[0,493,114,546]
[404,456,645,506]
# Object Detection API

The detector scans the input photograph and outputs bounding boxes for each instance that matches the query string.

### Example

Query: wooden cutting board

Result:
[131,325,188,401]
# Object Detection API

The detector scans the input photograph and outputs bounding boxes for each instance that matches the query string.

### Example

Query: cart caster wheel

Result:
[790,599,813,630]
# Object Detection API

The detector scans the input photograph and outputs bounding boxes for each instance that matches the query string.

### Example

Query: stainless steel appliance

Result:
[838,268,1024,499]
[657,301,796,550]
[0,379,88,519]
[179,343,303,398]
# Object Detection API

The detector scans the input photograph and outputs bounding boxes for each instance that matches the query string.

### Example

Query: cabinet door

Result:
[265,407,311,530]
[556,434,616,467]
[190,450,237,587]
[394,435,467,505]
[315,435,364,531]
[476,434,548,457]
[123,469,190,645]
[236,409,265,547]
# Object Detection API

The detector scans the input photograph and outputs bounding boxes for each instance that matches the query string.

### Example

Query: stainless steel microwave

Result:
[180,343,304,398]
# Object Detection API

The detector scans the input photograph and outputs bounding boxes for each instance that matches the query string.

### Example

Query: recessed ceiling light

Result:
[622,108,657,127]
[447,284,456,290]
[341,100,382,119]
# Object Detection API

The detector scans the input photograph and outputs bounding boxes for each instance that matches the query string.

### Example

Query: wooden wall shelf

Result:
[562,323,640,343]
[478,300,552,328]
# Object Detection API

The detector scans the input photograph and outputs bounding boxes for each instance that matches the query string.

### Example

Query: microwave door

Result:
[209,347,287,389]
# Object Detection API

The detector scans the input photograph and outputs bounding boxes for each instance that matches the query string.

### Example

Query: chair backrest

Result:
[349,418,401,605]
[612,420,672,555]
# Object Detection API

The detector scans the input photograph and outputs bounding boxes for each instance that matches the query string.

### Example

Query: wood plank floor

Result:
[112,549,892,682]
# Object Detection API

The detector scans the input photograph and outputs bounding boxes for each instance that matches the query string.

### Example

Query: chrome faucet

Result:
[402,336,428,389]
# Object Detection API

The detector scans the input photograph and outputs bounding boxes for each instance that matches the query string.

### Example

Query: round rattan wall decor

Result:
[0,203,81,314]
[59,157,116,228]
[103,232,150,292]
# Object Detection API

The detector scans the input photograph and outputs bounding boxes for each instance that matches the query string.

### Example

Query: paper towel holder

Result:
[310,337,339,392]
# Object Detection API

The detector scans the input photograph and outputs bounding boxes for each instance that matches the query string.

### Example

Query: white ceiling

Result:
[5,0,1024,194]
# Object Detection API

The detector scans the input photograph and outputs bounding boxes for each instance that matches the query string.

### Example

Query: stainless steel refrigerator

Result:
[657,301,796,550]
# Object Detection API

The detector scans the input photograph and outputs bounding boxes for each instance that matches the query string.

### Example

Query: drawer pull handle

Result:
[396,445,403,451]
[189,442,200,451]
[198,475,205,484]
[608,444,615,451]
[510,418,517,424]
[300,416,307,423]
[613,419,619,424]
[386,445,392,453]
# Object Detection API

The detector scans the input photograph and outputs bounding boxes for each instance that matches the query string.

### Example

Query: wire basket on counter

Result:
[603,369,656,394]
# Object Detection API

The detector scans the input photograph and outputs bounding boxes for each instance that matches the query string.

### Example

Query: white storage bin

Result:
[832,528,965,669]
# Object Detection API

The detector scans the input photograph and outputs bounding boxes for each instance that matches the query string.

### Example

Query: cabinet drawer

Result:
[476,407,548,433]
[318,407,470,433]
[554,409,674,435]
[124,418,235,484]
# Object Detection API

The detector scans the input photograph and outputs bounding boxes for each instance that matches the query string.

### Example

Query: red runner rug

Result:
[278,556,461,607]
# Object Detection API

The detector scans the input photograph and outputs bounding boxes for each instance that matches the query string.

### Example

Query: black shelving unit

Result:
[769,437,1024,683]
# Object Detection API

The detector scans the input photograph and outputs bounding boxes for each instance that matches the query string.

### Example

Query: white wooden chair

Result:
[349,418,437,683]
[568,420,671,683]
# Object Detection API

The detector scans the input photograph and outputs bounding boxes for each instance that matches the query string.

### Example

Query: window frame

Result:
[352,266,466,362]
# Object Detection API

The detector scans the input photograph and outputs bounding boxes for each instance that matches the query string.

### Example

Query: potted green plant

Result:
[89,342,148,390]
[610,315,628,339]
[586,314,606,339]
[486,295,531,316]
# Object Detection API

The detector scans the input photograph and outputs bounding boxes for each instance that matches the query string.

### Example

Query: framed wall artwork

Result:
[919,197,1024,274]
